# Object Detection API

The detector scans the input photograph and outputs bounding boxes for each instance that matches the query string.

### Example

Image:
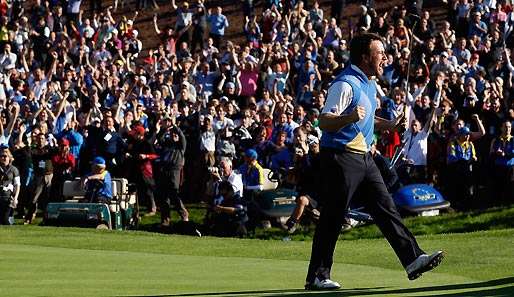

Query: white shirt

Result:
[213,117,234,133]
[0,52,17,71]
[322,65,373,116]
[200,131,216,152]
[27,77,49,101]
[224,171,243,198]
[401,130,429,166]
[322,80,353,115]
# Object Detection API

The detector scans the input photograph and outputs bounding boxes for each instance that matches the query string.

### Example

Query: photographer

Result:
[155,114,189,227]
[0,148,20,225]
[284,128,323,233]
[211,157,243,198]
[0,44,17,72]
[24,132,55,224]
[207,180,248,237]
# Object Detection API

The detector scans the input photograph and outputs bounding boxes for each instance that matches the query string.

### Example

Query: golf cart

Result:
[253,168,297,220]
[43,178,139,230]
[393,184,451,216]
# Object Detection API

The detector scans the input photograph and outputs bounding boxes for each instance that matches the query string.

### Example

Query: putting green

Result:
[1,227,513,296]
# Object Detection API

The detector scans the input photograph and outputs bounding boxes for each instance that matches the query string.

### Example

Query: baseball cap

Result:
[133,125,146,136]
[245,149,258,160]
[458,127,471,136]
[93,156,106,166]
[59,138,70,147]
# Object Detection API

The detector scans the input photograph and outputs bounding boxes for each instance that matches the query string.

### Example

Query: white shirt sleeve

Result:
[321,81,353,115]
[14,176,21,186]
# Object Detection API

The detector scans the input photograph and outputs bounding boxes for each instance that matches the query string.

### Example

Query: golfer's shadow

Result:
[263,277,514,297]
[117,287,381,297]
[121,277,514,297]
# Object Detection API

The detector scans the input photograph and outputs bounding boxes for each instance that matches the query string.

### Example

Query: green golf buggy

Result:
[43,178,139,230]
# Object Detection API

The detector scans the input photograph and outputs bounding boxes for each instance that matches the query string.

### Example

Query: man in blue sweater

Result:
[305,33,444,290]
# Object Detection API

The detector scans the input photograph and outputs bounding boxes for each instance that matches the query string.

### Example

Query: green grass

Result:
[23,204,514,241]
[126,204,514,242]
[1,226,513,296]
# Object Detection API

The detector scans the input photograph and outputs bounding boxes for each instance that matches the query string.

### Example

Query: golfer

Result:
[305,33,444,290]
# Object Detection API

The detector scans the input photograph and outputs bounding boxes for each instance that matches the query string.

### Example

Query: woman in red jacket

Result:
[50,138,75,202]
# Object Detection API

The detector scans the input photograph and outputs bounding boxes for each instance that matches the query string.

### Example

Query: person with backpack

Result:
[155,115,189,227]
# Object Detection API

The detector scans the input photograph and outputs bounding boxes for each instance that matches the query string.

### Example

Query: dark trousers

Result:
[25,174,53,222]
[446,161,474,210]
[159,169,188,223]
[137,176,156,213]
[331,0,345,23]
[209,33,223,49]
[306,149,424,283]
[0,200,11,225]
[90,0,102,13]
[191,27,205,52]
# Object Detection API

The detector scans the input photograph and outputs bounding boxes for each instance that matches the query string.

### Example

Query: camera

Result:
[208,166,219,174]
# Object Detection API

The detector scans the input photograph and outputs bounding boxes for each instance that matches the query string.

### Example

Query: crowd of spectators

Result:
[0,0,512,232]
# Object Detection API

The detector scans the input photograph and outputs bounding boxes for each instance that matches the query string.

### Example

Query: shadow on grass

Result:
[119,277,514,297]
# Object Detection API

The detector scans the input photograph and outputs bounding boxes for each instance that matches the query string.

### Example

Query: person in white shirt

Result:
[0,44,17,72]
[212,104,234,133]
[399,107,436,184]
[214,157,243,198]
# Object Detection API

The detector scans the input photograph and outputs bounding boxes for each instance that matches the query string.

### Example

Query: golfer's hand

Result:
[350,105,366,122]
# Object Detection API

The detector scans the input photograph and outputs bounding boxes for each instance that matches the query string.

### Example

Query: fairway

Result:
[1,227,513,297]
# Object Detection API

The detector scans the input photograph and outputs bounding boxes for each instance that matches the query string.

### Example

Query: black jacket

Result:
[157,126,187,170]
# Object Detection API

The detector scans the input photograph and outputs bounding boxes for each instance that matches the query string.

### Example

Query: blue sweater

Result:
[320,65,377,153]
[207,14,229,35]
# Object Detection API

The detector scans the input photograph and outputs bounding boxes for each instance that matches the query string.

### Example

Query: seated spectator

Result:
[50,138,75,202]
[206,180,248,237]
[83,157,112,204]
[239,148,264,199]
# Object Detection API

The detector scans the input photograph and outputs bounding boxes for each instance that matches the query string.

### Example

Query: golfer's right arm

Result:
[319,81,362,133]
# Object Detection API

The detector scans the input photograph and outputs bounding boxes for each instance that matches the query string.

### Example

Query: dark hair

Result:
[294,126,308,135]
[349,33,383,66]
[218,181,234,197]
